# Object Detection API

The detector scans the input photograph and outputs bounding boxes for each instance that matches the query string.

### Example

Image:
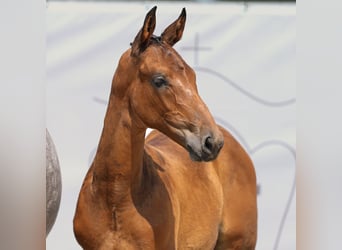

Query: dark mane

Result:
[150,35,162,44]
[130,35,162,47]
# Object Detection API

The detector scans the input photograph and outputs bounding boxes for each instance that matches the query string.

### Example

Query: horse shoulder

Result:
[215,126,256,186]
[145,130,224,249]
[213,126,258,249]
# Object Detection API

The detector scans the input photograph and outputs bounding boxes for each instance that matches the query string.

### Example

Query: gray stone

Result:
[46,129,62,237]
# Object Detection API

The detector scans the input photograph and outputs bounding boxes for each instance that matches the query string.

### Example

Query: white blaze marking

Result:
[185,88,193,97]
[176,79,193,98]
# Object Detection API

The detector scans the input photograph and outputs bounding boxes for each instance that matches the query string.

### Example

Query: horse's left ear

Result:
[131,6,157,57]
[161,8,186,46]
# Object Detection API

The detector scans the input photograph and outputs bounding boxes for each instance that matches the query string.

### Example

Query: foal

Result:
[74,7,257,250]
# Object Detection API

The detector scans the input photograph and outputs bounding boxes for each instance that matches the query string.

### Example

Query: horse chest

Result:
[76,204,157,250]
[186,167,224,244]
[146,162,223,249]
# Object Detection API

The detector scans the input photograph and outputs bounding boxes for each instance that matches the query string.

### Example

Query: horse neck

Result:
[92,90,146,207]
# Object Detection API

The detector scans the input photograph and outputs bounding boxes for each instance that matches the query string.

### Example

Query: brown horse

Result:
[73,6,257,250]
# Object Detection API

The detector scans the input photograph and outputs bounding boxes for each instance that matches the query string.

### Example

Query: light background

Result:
[46,2,295,249]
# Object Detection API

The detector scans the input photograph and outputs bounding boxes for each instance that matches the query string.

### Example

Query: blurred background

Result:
[46,1,295,249]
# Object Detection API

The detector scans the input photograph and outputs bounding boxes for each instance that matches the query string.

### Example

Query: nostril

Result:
[204,136,214,152]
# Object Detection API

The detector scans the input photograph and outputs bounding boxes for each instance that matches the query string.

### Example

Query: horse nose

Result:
[204,136,214,152]
[202,134,224,161]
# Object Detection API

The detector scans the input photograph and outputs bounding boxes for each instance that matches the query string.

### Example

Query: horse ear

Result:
[161,8,186,46]
[131,6,157,57]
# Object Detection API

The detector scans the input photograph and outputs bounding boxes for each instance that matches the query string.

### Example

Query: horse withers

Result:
[74,6,257,250]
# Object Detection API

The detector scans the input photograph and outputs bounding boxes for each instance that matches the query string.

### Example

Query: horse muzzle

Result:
[185,132,224,162]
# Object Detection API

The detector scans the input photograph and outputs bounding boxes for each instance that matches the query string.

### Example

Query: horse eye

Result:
[151,75,168,88]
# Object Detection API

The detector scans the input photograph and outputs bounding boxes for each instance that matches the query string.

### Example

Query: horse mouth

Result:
[186,143,219,162]
[163,119,224,162]
[187,145,202,161]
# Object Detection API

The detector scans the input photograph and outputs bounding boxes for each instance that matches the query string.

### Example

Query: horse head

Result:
[112,6,224,162]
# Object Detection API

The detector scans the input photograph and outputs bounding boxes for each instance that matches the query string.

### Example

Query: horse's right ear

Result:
[131,6,157,57]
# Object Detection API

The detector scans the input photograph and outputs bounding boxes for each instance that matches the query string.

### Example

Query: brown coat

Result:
[73,7,257,250]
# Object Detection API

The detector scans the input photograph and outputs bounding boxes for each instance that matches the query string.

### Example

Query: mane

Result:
[129,35,162,47]
[150,35,162,44]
